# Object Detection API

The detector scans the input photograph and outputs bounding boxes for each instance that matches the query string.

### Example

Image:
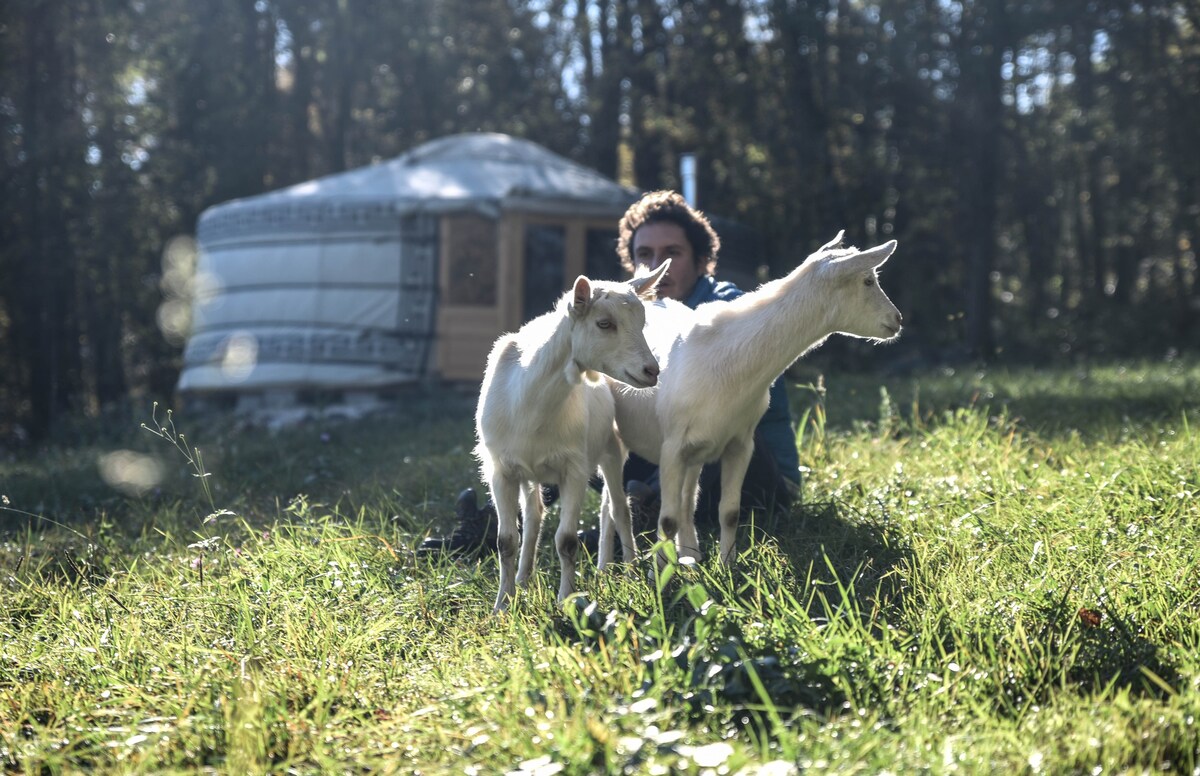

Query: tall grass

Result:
[2,362,1198,773]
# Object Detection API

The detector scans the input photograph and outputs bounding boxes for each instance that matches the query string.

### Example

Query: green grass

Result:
[3,361,1199,773]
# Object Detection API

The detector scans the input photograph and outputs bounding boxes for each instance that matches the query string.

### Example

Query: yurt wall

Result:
[177,133,638,399]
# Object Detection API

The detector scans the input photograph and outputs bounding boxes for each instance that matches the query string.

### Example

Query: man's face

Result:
[631,221,701,302]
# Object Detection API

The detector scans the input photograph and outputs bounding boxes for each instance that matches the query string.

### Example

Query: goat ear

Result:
[571,275,593,315]
[833,240,898,272]
[861,239,898,268]
[818,230,846,252]
[629,259,670,300]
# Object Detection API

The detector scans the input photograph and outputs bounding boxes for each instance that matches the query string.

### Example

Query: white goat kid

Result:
[477,262,669,613]
[610,233,902,564]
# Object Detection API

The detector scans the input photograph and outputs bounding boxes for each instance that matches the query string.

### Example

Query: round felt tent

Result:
[178,133,638,404]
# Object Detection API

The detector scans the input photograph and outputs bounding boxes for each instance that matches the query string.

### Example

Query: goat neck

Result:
[515,307,594,405]
[700,260,831,394]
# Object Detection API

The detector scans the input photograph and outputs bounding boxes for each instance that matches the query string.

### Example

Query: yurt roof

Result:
[198,133,638,242]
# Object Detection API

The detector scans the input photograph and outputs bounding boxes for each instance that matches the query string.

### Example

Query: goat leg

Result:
[491,476,522,612]
[717,437,754,564]
[597,449,635,568]
[554,477,587,602]
[675,464,703,562]
[515,481,544,589]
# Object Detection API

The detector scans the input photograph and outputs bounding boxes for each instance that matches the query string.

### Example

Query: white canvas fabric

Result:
[178,133,636,394]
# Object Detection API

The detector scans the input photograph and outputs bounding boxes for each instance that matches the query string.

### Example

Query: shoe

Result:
[540,475,602,508]
[578,526,600,556]
[626,480,660,538]
[417,488,498,557]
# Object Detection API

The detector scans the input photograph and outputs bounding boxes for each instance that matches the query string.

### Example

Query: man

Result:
[611,190,800,533]
[419,190,799,556]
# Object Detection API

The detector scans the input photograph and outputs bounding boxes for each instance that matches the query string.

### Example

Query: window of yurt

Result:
[523,224,565,321]
[444,214,497,306]
[585,228,622,281]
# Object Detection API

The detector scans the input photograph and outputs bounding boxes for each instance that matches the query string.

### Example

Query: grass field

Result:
[3,361,1199,774]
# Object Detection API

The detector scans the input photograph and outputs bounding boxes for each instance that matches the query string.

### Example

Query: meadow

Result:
[2,360,1199,774]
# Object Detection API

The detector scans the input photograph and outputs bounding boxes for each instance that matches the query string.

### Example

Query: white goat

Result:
[610,233,902,564]
[476,262,669,612]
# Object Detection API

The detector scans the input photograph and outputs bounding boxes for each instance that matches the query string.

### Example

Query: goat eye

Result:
[864,277,875,287]
[596,319,614,330]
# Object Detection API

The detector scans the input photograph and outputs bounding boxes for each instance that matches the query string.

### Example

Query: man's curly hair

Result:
[617,190,721,276]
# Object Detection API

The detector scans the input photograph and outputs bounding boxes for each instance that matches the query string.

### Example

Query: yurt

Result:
[177,133,639,405]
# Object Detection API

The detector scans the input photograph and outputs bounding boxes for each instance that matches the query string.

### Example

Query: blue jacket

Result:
[683,276,801,485]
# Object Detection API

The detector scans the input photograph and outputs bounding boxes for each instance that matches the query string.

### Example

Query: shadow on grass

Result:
[548,502,902,727]
[1,393,480,548]
[1024,591,1183,704]
[556,581,852,730]
[806,362,1200,440]
[925,390,1197,439]
[752,498,1182,709]
[756,496,912,618]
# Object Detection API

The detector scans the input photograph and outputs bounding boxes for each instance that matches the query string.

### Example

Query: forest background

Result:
[2,0,1198,440]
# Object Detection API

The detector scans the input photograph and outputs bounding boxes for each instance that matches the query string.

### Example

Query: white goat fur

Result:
[609,232,903,564]
[476,263,669,612]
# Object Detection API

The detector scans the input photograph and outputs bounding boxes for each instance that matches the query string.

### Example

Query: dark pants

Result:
[622,432,795,529]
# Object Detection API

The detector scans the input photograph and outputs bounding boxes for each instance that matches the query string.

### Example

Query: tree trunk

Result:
[962,0,1006,359]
